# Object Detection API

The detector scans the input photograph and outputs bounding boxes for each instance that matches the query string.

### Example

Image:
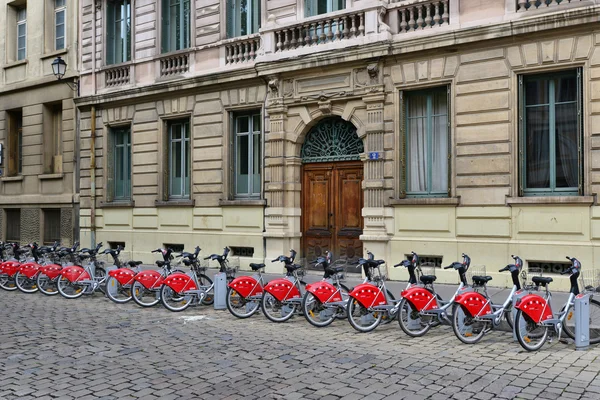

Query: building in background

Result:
[76,0,600,290]
[0,0,79,246]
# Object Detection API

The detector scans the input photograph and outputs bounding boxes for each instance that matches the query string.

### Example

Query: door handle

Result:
[329,213,333,229]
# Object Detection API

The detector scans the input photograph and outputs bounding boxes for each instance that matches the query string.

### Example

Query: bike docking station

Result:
[574,293,591,350]
[213,271,227,310]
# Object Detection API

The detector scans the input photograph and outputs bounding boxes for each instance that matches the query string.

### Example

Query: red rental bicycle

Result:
[226,262,266,319]
[0,243,28,291]
[105,246,143,304]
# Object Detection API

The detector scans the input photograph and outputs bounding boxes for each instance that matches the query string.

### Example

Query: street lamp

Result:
[51,56,79,96]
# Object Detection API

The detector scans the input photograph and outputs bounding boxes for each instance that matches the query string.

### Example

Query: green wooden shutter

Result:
[106,128,115,202]
[518,75,524,197]
[447,85,451,197]
[399,91,406,198]
[577,67,583,195]
[161,0,170,53]
[106,2,115,65]
[226,0,235,38]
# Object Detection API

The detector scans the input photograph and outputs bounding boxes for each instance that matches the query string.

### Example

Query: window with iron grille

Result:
[5,209,21,243]
[231,246,254,257]
[43,209,61,245]
[405,254,443,268]
[528,261,571,275]
[108,241,125,250]
[164,243,184,253]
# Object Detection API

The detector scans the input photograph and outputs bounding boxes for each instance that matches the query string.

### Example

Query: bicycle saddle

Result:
[250,263,265,271]
[285,264,303,272]
[156,260,167,267]
[532,276,553,286]
[127,261,143,267]
[472,276,493,285]
[420,275,437,285]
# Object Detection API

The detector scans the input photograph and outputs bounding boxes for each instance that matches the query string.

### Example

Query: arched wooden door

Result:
[301,118,364,271]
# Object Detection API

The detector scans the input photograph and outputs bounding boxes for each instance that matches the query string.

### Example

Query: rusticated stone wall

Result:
[20,209,40,245]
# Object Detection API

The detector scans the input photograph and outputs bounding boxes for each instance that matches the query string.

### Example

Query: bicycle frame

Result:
[229,270,265,301]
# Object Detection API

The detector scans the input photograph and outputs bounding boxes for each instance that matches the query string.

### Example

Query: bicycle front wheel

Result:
[514,309,548,352]
[562,299,600,345]
[15,272,38,294]
[0,275,17,291]
[347,296,382,333]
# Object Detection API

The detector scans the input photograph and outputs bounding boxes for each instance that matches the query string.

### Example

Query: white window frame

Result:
[17,7,27,61]
[54,0,66,50]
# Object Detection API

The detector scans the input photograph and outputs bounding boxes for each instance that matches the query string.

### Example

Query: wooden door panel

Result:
[303,162,363,267]
[337,168,363,236]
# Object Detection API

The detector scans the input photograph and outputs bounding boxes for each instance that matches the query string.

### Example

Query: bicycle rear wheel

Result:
[0,275,17,291]
[451,304,489,344]
[562,299,600,345]
[15,272,38,293]
[514,309,548,352]
[398,297,433,337]
[36,273,59,296]
[226,286,260,319]
[261,292,295,323]
[57,276,85,299]
[131,281,160,307]
[106,276,132,304]
[302,292,336,328]
[160,285,192,312]
[347,296,382,333]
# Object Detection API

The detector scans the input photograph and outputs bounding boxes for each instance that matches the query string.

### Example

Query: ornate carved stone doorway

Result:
[301,117,364,272]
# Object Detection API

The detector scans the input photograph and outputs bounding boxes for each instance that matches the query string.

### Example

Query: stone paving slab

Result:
[0,289,599,400]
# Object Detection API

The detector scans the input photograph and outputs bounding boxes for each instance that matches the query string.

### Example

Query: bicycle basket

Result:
[466,264,487,287]
[580,269,600,294]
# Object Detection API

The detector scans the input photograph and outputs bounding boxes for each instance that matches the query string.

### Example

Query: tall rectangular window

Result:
[54,0,66,50]
[43,209,61,245]
[106,0,131,65]
[226,0,260,38]
[113,127,131,200]
[404,87,449,197]
[43,104,63,174]
[5,209,21,243]
[161,0,190,53]
[168,120,190,199]
[234,112,261,197]
[520,70,582,196]
[7,111,23,177]
[305,0,344,17]
[17,7,27,60]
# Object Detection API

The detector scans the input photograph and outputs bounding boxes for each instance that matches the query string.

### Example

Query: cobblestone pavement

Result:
[1,289,599,400]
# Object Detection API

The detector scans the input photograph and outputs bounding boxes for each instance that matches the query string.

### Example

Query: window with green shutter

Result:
[112,127,131,201]
[226,0,261,38]
[106,0,131,65]
[161,0,190,53]
[402,87,450,197]
[168,120,191,199]
[519,69,582,196]
[233,112,261,197]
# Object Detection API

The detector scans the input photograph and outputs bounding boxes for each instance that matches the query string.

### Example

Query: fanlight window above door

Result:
[301,117,364,163]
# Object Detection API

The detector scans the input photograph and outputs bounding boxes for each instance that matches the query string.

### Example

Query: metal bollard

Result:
[575,293,590,351]
[213,272,227,310]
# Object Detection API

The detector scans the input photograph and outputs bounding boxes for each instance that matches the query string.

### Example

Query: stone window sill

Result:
[506,196,595,206]
[3,59,27,70]
[155,199,195,207]
[40,49,68,60]
[99,200,135,208]
[39,173,64,180]
[219,199,266,207]
[0,175,24,182]
[390,197,460,206]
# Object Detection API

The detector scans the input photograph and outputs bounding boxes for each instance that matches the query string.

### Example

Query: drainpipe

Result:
[90,106,96,248]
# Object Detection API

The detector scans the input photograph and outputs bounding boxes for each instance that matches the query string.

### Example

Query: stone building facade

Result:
[76,0,600,289]
[0,0,79,246]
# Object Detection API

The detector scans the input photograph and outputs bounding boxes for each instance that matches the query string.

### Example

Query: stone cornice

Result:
[74,5,600,107]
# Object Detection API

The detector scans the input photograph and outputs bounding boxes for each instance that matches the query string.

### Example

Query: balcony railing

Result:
[389,0,450,32]
[225,36,261,64]
[517,0,583,11]
[273,11,366,52]
[160,53,189,77]
[105,65,130,87]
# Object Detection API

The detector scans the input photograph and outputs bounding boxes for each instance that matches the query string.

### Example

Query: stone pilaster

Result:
[263,92,302,270]
[361,93,392,260]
